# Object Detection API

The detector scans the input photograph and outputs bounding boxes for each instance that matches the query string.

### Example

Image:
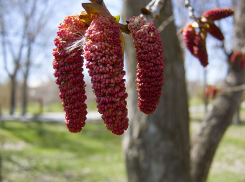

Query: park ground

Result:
[0,101,245,182]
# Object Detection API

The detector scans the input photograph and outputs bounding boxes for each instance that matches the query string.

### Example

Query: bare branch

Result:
[0,13,10,76]
[184,0,197,20]
[219,83,245,93]
[119,0,167,33]
[142,0,165,21]
[157,14,174,32]
[119,23,130,34]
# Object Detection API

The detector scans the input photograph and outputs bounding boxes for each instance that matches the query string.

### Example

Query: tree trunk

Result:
[122,0,190,181]
[191,61,245,182]
[10,76,17,115]
[22,41,32,116]
[190,1,245,181]
[22,74,28,116]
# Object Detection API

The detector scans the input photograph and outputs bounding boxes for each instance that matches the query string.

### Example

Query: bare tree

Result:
[20,0,54,116]
[0,0,66,115]
[0,0,24,115]
[191,1,245,181]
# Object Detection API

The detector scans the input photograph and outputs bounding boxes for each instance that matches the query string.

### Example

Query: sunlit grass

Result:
[1,109,245,182]
[207,123,245,182]
[0,121,126,182]
[188,97,204,106]
[1,101,98,115]
[190,120,245,182]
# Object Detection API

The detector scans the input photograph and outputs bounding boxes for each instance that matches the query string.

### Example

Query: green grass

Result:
[190,121,245,182]
[0,121,126,182]
[207,124,245,182]
[1,101,98,115]
[188,97,204,106]
[1,118,245,182]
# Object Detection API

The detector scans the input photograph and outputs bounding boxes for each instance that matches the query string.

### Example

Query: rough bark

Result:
[122,0,190,181]
[190,1,245,182]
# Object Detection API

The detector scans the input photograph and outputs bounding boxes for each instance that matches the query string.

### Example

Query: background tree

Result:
[0,0,67,116]
[0,0,23,115]
[191,0,245,181]
[19,0,54,116]
[122,0,190,181]
[122,0,245,182]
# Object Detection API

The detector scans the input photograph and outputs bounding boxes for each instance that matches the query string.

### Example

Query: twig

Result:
[157,15,174,32]
[84,0,168,34]
[184,0,197,20]
[141,0,165,21]
[219,84,245,93]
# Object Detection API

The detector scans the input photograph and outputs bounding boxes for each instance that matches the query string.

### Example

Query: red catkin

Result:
[182,23,208,67]
[128,16,164,114]
[183,22,196,54]
[202,8,234,21]
[83,15,128,135]
[205,86,218,99]
[207,23,224,41]
[193,32,208,67]
[53,15,88,133]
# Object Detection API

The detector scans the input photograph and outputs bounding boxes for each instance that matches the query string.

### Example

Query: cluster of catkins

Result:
[128,16,164,114]
[183,8,234,67]
[231,51,245,70]
[53,14,164,135]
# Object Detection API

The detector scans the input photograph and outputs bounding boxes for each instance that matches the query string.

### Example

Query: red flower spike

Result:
[53,15,88,133]
[193,32,208,67]
[207,23,224,41]
[183,22,196,55]
[83,15,128,135]
[205,86,218,99]
[128,16,164,114]
[202,8,234,21]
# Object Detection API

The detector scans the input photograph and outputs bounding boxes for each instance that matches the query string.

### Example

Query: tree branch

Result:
[157,14,174,32]
[0,13,10,76]
[184,0,197,20]
[142,0,165,21]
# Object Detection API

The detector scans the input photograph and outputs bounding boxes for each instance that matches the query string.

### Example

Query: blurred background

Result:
[0,0,244,182]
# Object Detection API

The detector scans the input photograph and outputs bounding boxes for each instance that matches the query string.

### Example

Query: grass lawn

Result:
[0,121,126,182]
[0,119,245,182]
[1,101,98,115]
